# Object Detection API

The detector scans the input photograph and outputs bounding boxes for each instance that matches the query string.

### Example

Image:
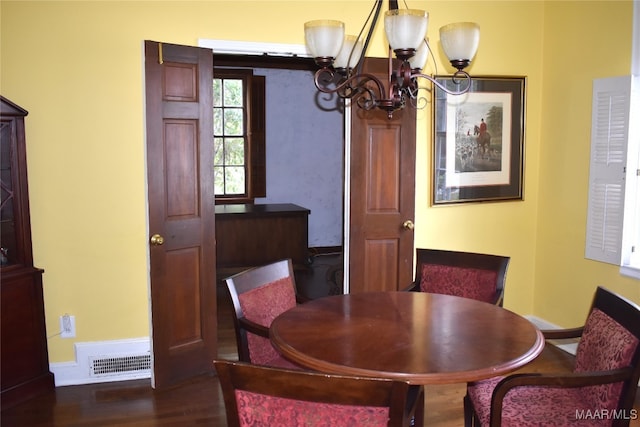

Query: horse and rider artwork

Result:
[433,76,525,204]
[456,105,503,173]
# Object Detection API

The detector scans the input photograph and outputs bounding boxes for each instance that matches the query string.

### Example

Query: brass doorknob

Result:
[402,220,415,230]
[150,234,165,246]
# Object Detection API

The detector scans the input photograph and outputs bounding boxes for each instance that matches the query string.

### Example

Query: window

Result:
[585,75,640,279]
[213,69,265,202]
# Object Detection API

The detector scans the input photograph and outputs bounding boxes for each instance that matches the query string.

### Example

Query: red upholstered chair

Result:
[464,286,640,427]
[224,259,303,369]
[407,248,510,306]
[214,359,424,427]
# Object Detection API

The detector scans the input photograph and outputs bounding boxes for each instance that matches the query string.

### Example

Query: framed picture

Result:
[431,76,525,205]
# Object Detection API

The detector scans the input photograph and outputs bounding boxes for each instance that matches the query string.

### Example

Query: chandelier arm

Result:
[354,86,378,111]
[355,0,384,76]
[406,85,430,110]
[411,70,472,95]
[314,68,388,102]
[425,39,439,76]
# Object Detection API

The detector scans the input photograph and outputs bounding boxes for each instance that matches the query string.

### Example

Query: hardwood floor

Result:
[2,258,639,426]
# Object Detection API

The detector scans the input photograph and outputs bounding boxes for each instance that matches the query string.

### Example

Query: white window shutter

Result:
[585,76,632,264]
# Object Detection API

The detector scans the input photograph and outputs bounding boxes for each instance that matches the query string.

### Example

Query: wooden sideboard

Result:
[215,203,310,273]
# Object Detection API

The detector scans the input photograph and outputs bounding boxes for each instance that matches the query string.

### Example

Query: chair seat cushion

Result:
[234,390,390,426]
[467,377,611,427]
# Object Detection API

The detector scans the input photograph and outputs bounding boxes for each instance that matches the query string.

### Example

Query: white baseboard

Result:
[50,337,151,386]
[525,315,579,355]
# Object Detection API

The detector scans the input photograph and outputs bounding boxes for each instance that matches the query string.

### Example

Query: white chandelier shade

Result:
[334,35,364,69]
[304,20,345,59]
[439,22,480,63]
[408,40,429,71]
[384,9,428,52]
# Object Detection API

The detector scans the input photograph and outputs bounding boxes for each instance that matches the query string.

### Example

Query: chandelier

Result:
[304,0,480,118]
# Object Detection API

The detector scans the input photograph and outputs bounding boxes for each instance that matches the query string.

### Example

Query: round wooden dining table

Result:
[270,291,545,385]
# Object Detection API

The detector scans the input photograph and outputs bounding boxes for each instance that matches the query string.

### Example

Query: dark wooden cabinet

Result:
[215,203,310,272]
[1,96,54,410]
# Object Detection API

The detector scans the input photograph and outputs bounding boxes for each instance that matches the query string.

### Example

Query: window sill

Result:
[620,265,640,280]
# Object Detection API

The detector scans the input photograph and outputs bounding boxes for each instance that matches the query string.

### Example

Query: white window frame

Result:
[619,76,639,279]
[625,0,640,279]
[585,75,640,280]
[585,3,640,280]
[585,77,634,268]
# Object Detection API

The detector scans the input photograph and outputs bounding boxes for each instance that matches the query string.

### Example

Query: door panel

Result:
[363,239,399,292]
[165,120,199,216]
[349,58,416,293]
[165,248,201,342]
[366,127,401,211]
[144,40,216,388]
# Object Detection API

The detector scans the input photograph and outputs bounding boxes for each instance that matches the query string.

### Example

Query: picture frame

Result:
[431,76,526,205]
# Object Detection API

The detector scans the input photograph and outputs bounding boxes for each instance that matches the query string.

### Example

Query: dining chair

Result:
[224,258,303,369]
[406,248,510,306]
[214,359,424,427]
[464,286,640,427]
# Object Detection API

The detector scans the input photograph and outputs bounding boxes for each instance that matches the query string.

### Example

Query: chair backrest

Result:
[573,286,640,414]
[412,248,509,305]
[214,359,415,427]
[224,259,297,364]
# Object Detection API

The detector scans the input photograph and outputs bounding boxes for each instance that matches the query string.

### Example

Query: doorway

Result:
[210,49,346,293]
[210,49,347,362]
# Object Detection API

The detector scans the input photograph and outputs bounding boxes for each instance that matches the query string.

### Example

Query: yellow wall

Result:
[1,1,637,364]
[535,1,640,324]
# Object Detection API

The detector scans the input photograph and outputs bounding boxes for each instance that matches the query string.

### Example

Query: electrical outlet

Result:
[60,314,76,338]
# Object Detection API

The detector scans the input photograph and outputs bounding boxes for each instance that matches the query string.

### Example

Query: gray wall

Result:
[254,68,344,248]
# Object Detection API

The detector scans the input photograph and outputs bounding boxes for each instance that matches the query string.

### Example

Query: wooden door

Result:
[348,58,416,293]
[144,41,217,388]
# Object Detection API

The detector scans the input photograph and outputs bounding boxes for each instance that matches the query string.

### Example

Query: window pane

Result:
[224,108,243,136]
[213,71,252,199]
[213,108,223,135]
[214,166,225,195]
[223,79,243,107]
[214,137,224,165]
[224,138,245,165]
[225,166,245,194]
[213,79,222,107]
